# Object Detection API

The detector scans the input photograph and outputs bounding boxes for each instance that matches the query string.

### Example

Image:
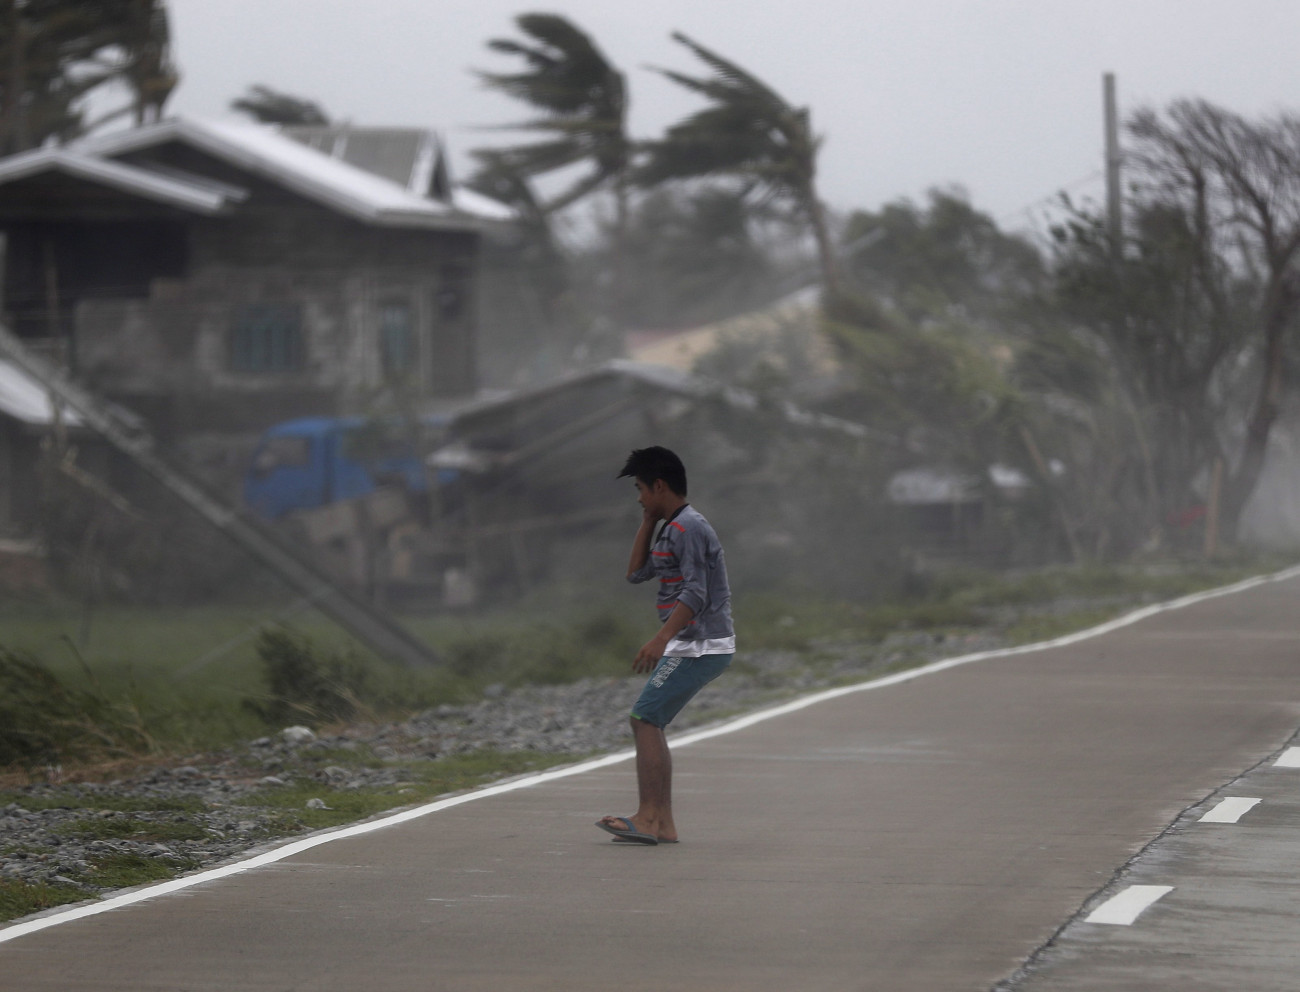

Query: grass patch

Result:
[408,607,641,689]
[75,852,196,890]
[0,647,158,769]
[53,817,209,843]
[2,844,53,860]
[240,750,582,833]
[735,596,984,651]
[738,558,1292,653]
[1004,608,1130,645]
[936,558,1286,611]
[0,605,374,758]
[0,793,207,814]
[291,746,383,769]
[0,878,86,918]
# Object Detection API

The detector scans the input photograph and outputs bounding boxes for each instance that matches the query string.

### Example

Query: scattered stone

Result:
[282,726,316,745]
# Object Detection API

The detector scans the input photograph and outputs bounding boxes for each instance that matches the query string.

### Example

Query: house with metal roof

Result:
[0,117,509,458]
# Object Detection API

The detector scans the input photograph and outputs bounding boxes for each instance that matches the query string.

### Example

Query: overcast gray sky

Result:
[162,1,1300,231]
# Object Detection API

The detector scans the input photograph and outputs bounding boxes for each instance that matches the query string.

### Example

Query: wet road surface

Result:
[4,572,1300,990]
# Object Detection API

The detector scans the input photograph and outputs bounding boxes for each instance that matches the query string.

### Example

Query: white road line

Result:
[1085,885,1174,925]
[1198,797,1262,823]
[1274,747,1300,768]
[4,560,1300,946]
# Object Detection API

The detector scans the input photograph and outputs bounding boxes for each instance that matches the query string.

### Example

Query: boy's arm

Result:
[633,601,696,672]
[626,509,658,581]
[672,525,710,618]
[632,523,705,671]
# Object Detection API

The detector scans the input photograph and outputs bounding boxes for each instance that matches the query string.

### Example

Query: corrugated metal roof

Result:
[280,124,516,222]
[283,125,428,189]
[80,118,482,231]
[436,359,876,441]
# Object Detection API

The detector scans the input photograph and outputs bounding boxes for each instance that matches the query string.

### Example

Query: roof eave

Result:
[0,148,230,215]
[90,119,481,232]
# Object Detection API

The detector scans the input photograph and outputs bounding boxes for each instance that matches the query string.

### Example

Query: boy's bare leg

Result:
[633,718,677,841]
[600,717,677,842]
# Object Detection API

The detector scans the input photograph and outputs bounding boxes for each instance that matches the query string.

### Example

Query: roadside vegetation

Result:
[2,552,1287,774]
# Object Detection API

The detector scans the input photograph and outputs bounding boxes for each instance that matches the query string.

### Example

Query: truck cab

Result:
[244,416,428,520]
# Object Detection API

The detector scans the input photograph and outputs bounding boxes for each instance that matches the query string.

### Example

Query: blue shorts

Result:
[631,654,733,728]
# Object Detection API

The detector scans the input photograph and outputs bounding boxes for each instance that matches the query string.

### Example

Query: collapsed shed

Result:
[400,360,876,602]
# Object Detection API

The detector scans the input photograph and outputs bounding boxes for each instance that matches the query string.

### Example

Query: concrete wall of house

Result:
[60,142,480,439]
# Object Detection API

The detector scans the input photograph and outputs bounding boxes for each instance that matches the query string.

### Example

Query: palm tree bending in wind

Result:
[474,13,632,323]
[638,31,839,294]
[474,14,631,213]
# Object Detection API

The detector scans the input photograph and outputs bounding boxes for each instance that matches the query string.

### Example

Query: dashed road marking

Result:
[1273,747,1300,768]
[1085,885,1174,925]
[1198,797,1262,823]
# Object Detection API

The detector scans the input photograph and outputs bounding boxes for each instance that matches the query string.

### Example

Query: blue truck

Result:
[243,416,432,520]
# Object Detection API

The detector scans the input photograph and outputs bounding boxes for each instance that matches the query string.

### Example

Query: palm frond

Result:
[485,138,591,176]
[515,13,603,58]
[545,168,611,213]
[646,66,743,105]
[472,12,630,204]
[479,14,625,117]
[643,29,835,289]
[668,31,788,109]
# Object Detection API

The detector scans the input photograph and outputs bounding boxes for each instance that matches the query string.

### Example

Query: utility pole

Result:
[1104,72,1123,248]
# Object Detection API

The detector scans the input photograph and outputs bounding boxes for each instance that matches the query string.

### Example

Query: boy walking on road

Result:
[597,446,734,845]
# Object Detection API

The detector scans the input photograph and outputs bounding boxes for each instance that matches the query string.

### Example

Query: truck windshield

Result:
[252,436,311,477]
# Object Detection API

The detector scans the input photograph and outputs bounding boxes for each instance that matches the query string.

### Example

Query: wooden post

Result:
[42,233,62,360]
[1204,457,1224,558]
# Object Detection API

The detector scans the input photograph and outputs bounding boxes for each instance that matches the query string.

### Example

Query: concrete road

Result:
[4,573,1300,991]
[1007,693,1300,991]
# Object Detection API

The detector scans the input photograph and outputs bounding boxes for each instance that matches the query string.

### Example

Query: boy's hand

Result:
[633,634,667,673]
[641,505,662,524]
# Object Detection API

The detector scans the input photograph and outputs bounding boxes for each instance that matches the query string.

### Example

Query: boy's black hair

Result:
[618,446,687,497]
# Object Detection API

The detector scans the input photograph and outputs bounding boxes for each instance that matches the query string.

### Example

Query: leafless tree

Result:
[1096,99,1300,540]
